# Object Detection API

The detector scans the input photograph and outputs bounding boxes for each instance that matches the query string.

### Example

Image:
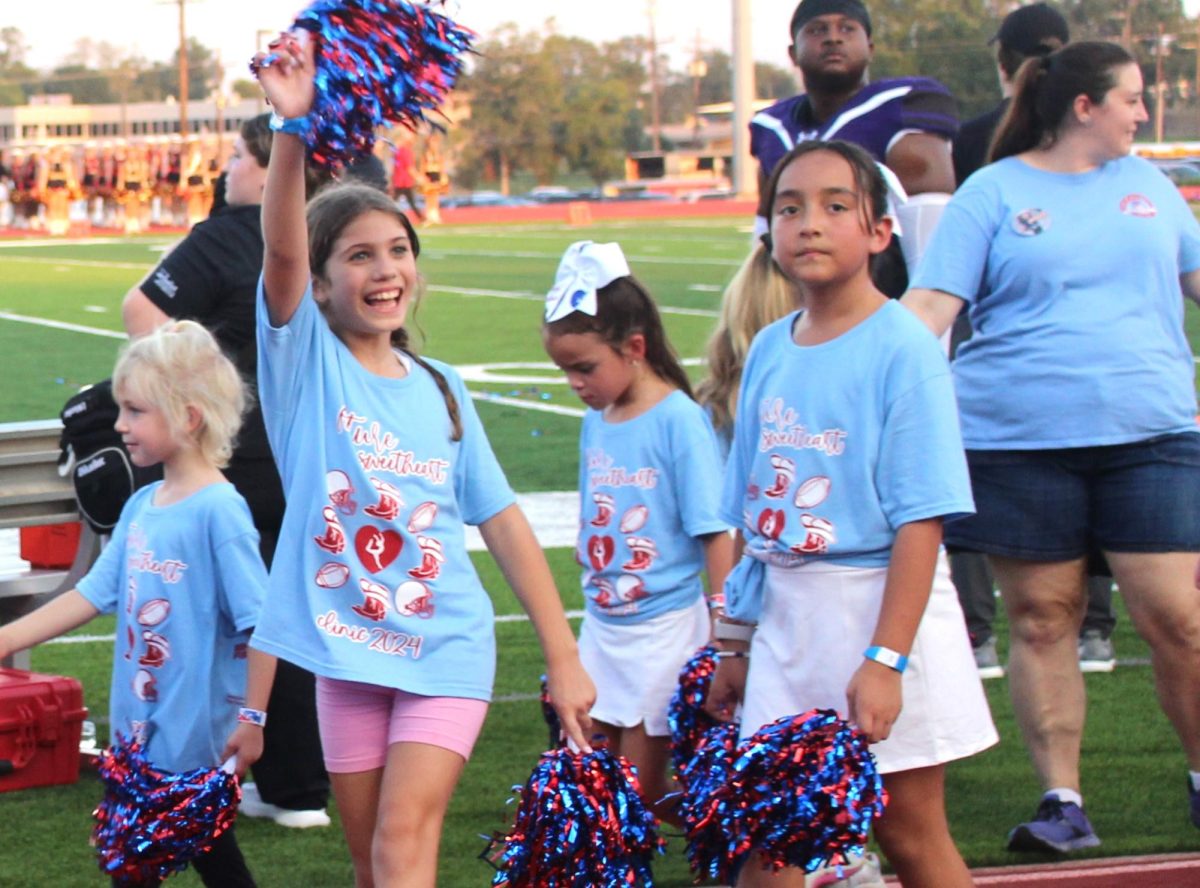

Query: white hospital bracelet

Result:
[713,619,755,643]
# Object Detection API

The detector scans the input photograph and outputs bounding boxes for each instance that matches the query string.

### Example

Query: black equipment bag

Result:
[58,380,160,533]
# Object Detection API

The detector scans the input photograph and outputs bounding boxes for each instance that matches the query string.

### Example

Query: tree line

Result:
[0,1,1194,189]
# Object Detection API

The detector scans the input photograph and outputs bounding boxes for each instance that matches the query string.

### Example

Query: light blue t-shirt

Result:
[912,154,1200,449]
[77,483,266,773]
[720,303,974,620]
[577,389,728,624]
[254,285,515,701]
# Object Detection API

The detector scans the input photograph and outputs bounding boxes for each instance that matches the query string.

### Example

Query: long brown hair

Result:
[989,41,1134,163]
[543,274,694,398]
[306,183,463,441]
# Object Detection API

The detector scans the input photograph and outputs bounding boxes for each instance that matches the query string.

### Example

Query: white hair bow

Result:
[544,241,631,322]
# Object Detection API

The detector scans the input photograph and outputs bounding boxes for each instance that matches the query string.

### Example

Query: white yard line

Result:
[0,310,126,339]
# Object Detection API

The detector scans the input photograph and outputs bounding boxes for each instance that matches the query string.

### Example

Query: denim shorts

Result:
[944,432,1200,561]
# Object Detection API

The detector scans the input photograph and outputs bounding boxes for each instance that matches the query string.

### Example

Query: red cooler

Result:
[0,668,87,792]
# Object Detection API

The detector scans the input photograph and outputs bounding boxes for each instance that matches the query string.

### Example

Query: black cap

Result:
[791,0,873,39]
[990,3,1069,55]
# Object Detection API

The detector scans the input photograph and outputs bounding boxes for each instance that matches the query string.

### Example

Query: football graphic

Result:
[408,501,438,534]
[794,476,832,509]
[136,598,170,627]
[618,504,648,534]
[315,562,351,589]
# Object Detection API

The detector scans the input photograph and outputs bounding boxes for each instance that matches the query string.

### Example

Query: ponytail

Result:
[989,41,1135,163]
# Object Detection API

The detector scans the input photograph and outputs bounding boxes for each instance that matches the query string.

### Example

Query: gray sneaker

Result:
[1078,629,1115,673]
[973,635,1004,680]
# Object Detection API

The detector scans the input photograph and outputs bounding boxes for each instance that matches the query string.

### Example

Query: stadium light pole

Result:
[731,0,755,198]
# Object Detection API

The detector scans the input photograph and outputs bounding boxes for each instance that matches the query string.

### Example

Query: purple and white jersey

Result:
[750,77,958,181]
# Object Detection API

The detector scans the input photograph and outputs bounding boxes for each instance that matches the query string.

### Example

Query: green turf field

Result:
[1,219,1199,885]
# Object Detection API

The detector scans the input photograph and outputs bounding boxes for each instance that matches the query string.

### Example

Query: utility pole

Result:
[731,0,755,198]
[1155,23,1165,143]
[158,0,200,138]
[647,0,662,152]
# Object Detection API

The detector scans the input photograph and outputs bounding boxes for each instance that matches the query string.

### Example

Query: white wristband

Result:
[713,618,755,643]
[237,707,267,727]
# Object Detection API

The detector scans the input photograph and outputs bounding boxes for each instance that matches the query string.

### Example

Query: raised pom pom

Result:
[681,710,887,883]
[483,741,666,887]
[256,0,474,169]
[92,736,241,883]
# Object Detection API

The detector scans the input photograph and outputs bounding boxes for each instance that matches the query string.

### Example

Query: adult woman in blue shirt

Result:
[904,41,1200,854]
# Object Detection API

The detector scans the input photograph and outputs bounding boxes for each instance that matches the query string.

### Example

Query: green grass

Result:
[1,219,1198,885]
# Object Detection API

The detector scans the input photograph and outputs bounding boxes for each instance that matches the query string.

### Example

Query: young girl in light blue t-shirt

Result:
[0,321,270,887]
[252,36,595,887]
[707,141,996,888]
[542,241,734,824]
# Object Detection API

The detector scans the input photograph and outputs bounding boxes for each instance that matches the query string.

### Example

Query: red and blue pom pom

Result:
[680,710,887,884]
[256,0,474,169]
[667,643,727,785]
[92,737,241,883]
[483,741,666,887]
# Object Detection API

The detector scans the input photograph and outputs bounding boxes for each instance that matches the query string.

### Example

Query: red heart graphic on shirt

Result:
[587,535,615,572]
[757,508,786,541]
[354,526,403,573]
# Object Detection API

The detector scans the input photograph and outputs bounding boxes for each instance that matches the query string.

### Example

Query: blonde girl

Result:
[696,242,799,448]
[0,321,272,887]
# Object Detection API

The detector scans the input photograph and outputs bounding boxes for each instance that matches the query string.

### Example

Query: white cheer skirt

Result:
[739,553,998,773]
[579,595,710,737]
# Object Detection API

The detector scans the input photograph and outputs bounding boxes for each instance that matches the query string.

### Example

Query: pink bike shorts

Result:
[315,676,489,773]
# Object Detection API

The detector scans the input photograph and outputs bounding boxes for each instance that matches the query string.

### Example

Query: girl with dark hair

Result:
[542,241,734,824]
[252,34,594,886]
[906,41,1200,853]
[709,141,995,887]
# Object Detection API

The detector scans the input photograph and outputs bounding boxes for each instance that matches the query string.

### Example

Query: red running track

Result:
[881,853,1200,886]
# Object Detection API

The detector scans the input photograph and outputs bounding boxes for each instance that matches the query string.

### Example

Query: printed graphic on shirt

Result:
[586,534,615,571]
[364,477,405,520]
[746,400,843,561]
[123,522,183,703]
[591,492,615,527]
[1012,208,1050,237]
[315,506,347,554]
[326,469,358,515]
[355,525,403,573]
[315,561,350,589]
[1119,193,1157,218]
[582,447,666,616]
[623,536,658,571]
[618,505,648,533]
[336,407,449,483]
[355,578,391,622]
[409,536,444,580]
